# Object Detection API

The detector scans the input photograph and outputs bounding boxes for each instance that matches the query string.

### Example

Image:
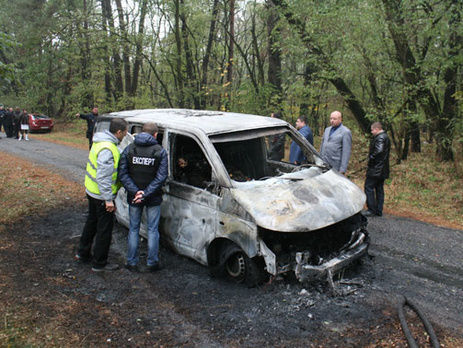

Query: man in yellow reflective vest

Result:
[75,118,128,272]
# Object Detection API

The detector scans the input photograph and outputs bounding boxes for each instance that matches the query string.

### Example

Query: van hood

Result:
[230,168,365,232]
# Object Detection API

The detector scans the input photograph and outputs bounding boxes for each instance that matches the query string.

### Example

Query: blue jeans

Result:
[127,204,161,266]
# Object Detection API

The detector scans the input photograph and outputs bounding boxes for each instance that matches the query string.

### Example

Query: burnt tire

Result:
[219,242,267,287]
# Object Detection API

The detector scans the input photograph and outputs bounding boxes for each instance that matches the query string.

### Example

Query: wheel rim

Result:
[225,252,246,279]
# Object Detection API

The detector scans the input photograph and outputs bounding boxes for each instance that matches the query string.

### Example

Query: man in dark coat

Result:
[4,107,15,138]
[268,112,286,161]
[118,122,168,272]
[76,107,99,149]
[13,107,22,139]
[0,106,5,137]
[363,122,391,217]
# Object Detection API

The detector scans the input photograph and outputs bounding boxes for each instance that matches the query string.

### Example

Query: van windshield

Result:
[210,128,325,182]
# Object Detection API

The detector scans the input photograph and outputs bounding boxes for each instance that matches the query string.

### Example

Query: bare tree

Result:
[200,0,220,108]
[130,0,149,100]
[114,0,132,95]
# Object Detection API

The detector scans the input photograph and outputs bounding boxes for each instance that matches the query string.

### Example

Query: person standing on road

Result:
[268,112,286,161]
[4,107,14,138]
[289,116,313,165]
[118,122,168,272]
[363,122,391,217]
[76,107,99,150]
[18,109,30,141]
[13,107,22,139]
[320,110,352,175]
[0,106,5,138]
[75,118,128,272]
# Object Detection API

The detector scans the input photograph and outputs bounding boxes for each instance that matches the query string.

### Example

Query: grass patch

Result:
[0,151,85,225]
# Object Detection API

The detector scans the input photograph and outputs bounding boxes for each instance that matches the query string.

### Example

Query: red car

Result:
[29,114,54,132]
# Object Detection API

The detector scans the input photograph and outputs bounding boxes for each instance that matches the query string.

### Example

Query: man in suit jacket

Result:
[320,111,352,174]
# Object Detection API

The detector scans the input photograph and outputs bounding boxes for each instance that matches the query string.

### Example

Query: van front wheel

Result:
[220,243,266,287]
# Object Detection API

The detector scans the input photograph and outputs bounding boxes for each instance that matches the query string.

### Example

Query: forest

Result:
[0,0,461,162]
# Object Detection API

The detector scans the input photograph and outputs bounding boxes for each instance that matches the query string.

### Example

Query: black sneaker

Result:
[74,254,90,263]
[125,264,139,272]
[92,263,119,272]
[146,263,164,272]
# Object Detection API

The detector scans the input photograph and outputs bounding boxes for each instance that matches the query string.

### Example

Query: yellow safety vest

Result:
[84,141,121,196]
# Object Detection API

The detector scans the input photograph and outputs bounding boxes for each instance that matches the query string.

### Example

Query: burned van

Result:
[97,109,368,286]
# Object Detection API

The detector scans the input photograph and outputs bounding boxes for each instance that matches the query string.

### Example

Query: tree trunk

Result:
[410,122,421,153]
[130,0,148,100]
[252,9,265,86]
[46,46,55,116]
[174,0,184,107]
[114,0,131,96]
[200,0,219,108]
[180,0,199,109]
[300,64,315,121]
[80,0,92,107]
[266,1,282,108]
[102,0,123,101]
[226,0,235,108]
[401,129,410,161]
[100,0,113,104]
[436,0,460,161]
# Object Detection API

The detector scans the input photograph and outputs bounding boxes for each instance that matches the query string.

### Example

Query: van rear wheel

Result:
[220,243,267,287]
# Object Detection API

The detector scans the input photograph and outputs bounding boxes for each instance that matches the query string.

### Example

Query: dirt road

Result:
[1,136,462,346]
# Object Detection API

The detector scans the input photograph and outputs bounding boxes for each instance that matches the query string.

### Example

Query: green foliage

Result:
[0,32,19,83]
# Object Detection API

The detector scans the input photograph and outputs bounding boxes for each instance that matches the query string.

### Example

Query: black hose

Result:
[397,295,440,348]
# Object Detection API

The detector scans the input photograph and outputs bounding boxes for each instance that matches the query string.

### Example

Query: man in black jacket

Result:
[364,122,391,217]
[13,107,21,139]
[118,122,168,272]
[268,112,286,161]
[3,107,15,138]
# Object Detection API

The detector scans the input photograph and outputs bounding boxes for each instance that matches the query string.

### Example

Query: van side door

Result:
[161,132,220,265]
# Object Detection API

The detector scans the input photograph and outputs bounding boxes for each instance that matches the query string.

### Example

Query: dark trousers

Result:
[78,195,114,268]
[4,124,14,137]
[364,176,385,215]
[14,123,20,138]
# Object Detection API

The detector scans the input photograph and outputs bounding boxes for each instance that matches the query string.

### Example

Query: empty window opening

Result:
[213,138,267,182]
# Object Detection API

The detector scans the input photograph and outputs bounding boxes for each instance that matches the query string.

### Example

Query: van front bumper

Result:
[294,231,368,282]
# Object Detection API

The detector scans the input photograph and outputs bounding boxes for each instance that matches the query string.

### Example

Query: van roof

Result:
[106,109,288,136]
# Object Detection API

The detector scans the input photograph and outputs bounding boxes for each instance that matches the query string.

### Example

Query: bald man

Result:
[319,111,352,175]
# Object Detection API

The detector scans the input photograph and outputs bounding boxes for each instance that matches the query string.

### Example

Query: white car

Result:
[96,109,369,286]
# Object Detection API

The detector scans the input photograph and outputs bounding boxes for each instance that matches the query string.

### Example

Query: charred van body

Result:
[95,109,369,286]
